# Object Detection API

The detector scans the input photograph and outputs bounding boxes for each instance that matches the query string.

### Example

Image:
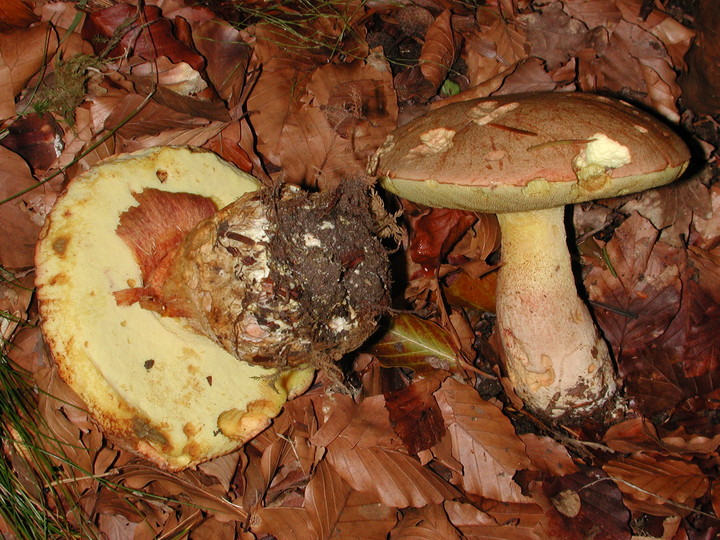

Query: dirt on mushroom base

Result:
[118,179,393,373]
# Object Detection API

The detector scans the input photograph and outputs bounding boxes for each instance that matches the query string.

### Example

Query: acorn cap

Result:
[369,93,690,213]
[35,146,314,471]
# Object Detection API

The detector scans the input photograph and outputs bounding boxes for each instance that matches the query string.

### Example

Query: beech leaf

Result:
[419,10,459,94]
[371,313,460,373]
[326,437,460,508]
[585,212,683,357]
[603,453,709,517]
[435,378,531,502]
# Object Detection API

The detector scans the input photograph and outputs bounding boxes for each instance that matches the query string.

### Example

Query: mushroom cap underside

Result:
[35,146,314,471]
[370,92,691,213]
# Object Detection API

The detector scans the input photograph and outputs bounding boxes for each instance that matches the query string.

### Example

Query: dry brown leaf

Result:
[690,183,720,251]
[251,507,314,540]
[434,378,531,502]
[0,23,59,118]
[0,0,38,31]
[519,433,579,476]
[585,212,683,357]
[0,146,45,268]
[518,2,589,70]
[603,417,664,454]
[603,453,709,517]
[464,8,527,87]
[192,19,251,115]
[561,0,623,30]
[326,436,459,508]
[446,499,542,539]
[620,178,712,247]
[419,10,459,94]
[615,0,694,66]
[328,487,397,539]
[391,504,460,539]
[475,499,547,539]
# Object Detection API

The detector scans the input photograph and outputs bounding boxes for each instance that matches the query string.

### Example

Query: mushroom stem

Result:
[495,207,617,419]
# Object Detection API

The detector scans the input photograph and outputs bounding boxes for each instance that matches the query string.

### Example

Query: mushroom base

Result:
[163,181,392,370]
[496,207,617,420]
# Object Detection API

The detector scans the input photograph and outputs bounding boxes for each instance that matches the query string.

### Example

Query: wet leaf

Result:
[409,208,478,272]
[538,470,631,540]
[371,313,460,373]
[384,373,448,454]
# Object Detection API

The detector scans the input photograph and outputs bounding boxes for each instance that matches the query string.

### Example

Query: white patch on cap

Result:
[468,101,520,125]
[572,133,632,191]
[409,128,456,156]
[574,133,632,170]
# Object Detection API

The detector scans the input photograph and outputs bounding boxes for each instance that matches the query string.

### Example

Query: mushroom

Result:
[36,146,390,469]
[369,92,690,420]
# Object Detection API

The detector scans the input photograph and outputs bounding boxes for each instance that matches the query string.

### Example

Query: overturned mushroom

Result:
[369,92,690,420]
[36,146,390,469]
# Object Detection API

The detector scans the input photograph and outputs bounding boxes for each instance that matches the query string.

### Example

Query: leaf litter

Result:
[1,0,719,538]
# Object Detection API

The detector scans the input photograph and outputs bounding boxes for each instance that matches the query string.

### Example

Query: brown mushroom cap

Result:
[370,93,690,213]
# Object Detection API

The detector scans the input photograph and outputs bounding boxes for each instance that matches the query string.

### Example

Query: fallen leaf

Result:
[603,453,709,517]
[435,378,531,502]
[391,504,460,539]
[0,23,59,119]
[192,19,252,116]
[0,0,38,31]
[538,469,631,540]
[81,4,204,70]
[409,208,478,273]
[371,313,461,373]
[419,10,459,95]
[326,438,460,508]
[384,373,448,454]
[0,146,44,268]
[585,212,683,357]
[519,433,579,476]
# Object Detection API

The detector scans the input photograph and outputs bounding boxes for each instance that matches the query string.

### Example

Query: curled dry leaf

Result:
[419,10,460,95]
